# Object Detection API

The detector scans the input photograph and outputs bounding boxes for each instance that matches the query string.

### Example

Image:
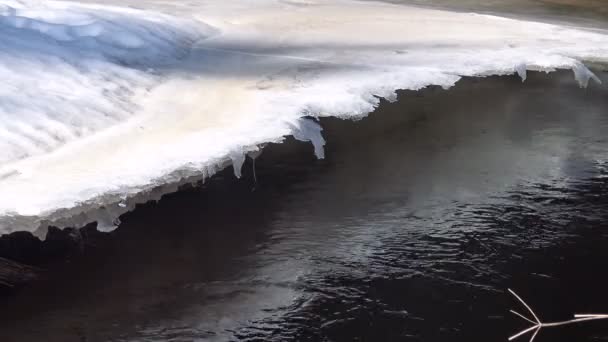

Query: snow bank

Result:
[1,0,608,237]
[0,0,213,166]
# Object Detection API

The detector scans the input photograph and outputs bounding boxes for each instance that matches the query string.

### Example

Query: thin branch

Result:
[575,314,608,318]
[508,288,541,324]
[529,326,541,342]
[508,289,608,342]
[509,325,540,341]
[510,310,537,325]
[542,316,608,327]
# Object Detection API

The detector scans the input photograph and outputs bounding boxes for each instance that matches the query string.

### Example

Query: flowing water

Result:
[1,70,608,341]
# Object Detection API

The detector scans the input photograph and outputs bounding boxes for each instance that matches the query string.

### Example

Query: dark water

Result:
[1,70,608,342]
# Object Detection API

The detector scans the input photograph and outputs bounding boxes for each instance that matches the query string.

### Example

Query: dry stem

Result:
[508,288,608,342]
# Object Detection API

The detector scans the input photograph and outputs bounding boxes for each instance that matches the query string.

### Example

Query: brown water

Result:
[1,70,608,341]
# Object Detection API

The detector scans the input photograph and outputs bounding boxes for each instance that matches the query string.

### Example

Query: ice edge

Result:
[1,62,602,239]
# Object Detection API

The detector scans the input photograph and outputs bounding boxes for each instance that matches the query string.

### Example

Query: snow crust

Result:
[1,0,608,237]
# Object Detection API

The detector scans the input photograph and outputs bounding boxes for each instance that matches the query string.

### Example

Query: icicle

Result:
[572,62,601,88]
[230,152,246,178]
[247,148,263,184]
[247,149,263,160]
[291,118,326,159]
[515,63,527,82]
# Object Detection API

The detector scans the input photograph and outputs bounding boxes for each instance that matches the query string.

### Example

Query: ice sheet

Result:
[1,0,608,236]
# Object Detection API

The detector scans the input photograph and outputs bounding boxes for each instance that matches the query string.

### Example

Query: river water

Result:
[1,70,608,341]
[2,0,608,340]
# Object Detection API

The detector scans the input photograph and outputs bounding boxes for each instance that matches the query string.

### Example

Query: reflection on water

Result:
[1,70,608,341]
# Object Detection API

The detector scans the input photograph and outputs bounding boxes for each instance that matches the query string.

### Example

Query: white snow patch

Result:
[0,0,214,166]
[0,0,608,236]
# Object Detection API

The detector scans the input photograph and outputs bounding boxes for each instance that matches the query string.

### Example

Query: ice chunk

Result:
[515,63,527,82]
[291,118,326,159]
[230,151,246,178]
[572,62,602,88]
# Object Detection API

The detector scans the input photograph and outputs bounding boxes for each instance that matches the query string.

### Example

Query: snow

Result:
[0,0,212,166]
[1,0,608,237]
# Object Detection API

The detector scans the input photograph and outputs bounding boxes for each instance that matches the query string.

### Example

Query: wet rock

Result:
[0,222,103,292]
[0,257,37,294]
[0,231,43,265]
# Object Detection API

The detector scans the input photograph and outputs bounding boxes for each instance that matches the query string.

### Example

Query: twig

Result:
[575,314,608,318]
[508,288,608,342]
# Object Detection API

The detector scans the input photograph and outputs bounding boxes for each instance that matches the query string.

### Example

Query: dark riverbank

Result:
[1,70,608,341]
[381,0,608,29]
